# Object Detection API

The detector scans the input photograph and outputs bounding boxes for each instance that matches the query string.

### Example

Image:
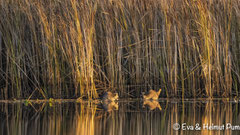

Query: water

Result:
[0,99,240,135]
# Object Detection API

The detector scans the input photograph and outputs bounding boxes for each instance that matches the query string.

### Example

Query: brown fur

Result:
[102,92,119,101]
[102,101,119,111]
[143,100,162,110]
[143,89,161,100]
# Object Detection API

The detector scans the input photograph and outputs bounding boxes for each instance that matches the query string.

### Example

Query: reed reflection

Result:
[0,99,240,135]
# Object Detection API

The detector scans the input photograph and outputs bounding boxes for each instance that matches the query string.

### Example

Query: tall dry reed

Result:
[0,0,239,99]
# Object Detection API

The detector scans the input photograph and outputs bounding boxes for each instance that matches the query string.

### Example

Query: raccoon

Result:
[143,89,161,100]
[102,92,119,101]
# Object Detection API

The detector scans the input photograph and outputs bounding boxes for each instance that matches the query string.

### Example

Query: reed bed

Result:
[0,0,239,99]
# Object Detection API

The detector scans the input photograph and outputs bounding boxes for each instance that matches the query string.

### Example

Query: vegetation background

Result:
[0,0,239,99]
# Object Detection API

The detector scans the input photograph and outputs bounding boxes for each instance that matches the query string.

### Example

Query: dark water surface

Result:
[0,99,240,135]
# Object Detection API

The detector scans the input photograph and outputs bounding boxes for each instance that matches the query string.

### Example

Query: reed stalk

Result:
[0,0,239,99]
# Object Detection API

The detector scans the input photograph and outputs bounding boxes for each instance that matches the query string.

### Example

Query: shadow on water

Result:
[0,99,240,135]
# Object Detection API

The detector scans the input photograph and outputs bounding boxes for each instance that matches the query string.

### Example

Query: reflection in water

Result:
[143,100,162,110]
[101,100,119,112]
[0,99,240,135]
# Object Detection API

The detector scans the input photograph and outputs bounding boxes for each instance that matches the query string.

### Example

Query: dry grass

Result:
[0,0,239,99]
